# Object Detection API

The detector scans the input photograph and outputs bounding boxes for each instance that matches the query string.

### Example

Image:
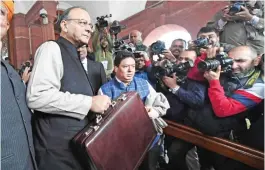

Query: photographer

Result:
[92,25,114,79]
[207,0,264,55]
[189,26,234,56]
[161,50,207,170]
[129,30,148,52]
[163,39,186,62]
[186,45,264,170]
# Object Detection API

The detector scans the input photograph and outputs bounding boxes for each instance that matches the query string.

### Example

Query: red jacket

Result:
[187,53,264,117]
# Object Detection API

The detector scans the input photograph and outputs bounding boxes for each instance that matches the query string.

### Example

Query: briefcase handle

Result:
[92,93,128,131]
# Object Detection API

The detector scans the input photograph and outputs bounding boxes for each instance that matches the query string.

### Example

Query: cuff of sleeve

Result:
[209,79,221,88]
[78,96,93,120]
[170,86,180,94]
[250,15,259,27]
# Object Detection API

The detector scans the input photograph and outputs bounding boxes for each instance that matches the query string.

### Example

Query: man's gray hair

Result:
[56,6,87,32]
[248,46,258,59]
[229,46,258,59]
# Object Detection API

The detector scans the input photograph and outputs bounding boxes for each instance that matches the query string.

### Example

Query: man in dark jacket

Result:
[161,50,207,170]
[1,1,37,170]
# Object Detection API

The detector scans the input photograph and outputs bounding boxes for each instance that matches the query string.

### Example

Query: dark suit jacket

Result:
[1,60,37,170]
[86,59,107,94]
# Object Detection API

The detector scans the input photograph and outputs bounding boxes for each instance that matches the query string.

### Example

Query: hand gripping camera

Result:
[152,59,194,84]
[19,61,33,76]
[197,53,233,73]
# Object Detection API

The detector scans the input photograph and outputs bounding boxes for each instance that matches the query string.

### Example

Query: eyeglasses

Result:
[65,19,94,30]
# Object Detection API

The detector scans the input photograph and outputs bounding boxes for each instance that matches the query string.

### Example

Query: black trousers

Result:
[197,147,259,170]
[139,145,161,170]
[33,113,89,170]
[166,137,194,170]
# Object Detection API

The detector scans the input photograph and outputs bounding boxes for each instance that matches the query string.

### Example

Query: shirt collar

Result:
[81,57,87,64]
[115,76,133,87]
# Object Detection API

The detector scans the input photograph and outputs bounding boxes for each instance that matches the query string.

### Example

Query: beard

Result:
[232,67,255,79]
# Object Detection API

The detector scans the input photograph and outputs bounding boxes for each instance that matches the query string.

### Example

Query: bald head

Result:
[129,30,142,44]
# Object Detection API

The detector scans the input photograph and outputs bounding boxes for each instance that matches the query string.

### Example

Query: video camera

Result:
[19,61,32,76]
[150,40,166,55]
[229,1,245,15]
[193,37,209,48]
[113,41,141,58]
[152,59,194,84]
[109,20,126,36]
[197,53,233,73]
[96,14,112,28]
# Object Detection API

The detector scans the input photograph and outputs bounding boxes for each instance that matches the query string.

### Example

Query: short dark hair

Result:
[114,50,135,67]
[197,27,219,37]
[56,6,87,32]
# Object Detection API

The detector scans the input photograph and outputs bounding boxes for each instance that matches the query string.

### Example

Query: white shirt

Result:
[81,57,88,73]
[26,41,92,120]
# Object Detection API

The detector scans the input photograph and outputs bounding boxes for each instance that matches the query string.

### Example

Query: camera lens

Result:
[198,60,220,71]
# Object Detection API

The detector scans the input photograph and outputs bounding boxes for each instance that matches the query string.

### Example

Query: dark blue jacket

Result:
[164,78,207,123]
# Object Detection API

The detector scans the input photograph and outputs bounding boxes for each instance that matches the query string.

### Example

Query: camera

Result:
[133,52,142,58]
[152,59,194,84]
[150,40,166,55]
[197,53,233,73]
[113,40,134,52]
[19,61,33,76]
[96,14,112,28]
[109,20,126,35]
[229,1,245,15]
[193,37,209,48]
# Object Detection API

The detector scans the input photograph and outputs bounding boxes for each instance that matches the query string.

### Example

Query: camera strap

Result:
[244,69,261,89]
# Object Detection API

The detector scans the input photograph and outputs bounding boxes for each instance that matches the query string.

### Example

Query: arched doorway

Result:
[143,24,192,49]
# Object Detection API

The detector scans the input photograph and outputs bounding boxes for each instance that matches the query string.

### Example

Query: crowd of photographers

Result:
[13,1,264,170]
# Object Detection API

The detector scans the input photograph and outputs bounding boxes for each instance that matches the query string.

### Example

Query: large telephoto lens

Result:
[197,59,220,72]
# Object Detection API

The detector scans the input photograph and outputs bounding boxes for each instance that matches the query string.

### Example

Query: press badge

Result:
[101,61,108,70]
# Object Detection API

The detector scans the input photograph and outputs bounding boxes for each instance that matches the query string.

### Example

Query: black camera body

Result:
[193,37,209,48]
[109,20,126,35]
[96,14,112,28]
[150,40,166,55]
[197,53,233,73]
[113,40,135,52]
[19,61,32,76]
[229,1,245,15]
[152,59,194,84]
